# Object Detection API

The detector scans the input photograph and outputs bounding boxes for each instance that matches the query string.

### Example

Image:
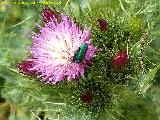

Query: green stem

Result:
[10,105,16,120]
[118,0,130,18]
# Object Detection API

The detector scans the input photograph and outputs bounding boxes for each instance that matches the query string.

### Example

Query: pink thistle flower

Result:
[18,8,97,84]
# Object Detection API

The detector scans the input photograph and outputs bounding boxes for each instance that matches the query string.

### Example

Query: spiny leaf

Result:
[140,64,160,95]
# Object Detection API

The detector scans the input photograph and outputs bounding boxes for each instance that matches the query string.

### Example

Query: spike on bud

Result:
[80,91,92,104]
[16,60,37,76]
[98,18,108,31]
[41,6,61,23]
[112,50,128,70]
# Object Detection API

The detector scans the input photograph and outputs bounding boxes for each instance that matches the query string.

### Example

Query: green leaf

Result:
[140,64,160,95]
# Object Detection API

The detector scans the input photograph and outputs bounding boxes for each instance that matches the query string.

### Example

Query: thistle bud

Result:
[112,50,128,70]
[80,91,92,104]
[98,18,108,31]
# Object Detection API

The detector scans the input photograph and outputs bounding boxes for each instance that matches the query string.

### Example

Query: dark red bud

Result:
[112,50,128,70]
[41,6,61,23]
[80,91,92,104]
[16,60,37,76]
[98,19,108,31]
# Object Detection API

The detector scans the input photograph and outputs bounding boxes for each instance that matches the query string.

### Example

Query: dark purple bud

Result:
[16,60,37,76]
[98,19,108,31]
[80,91,92,104]
[112,50,128,70]
[41,6,61,23]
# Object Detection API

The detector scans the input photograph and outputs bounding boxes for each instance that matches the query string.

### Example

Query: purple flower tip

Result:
[41,6,61,23]
[98,19,108,31]
[112,50,128,70]
[17,60,37,76]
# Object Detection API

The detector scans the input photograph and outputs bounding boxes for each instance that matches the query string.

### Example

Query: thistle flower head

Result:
[17,8,97,84]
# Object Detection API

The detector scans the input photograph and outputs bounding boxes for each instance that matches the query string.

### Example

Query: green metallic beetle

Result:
[73,43,88,63]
